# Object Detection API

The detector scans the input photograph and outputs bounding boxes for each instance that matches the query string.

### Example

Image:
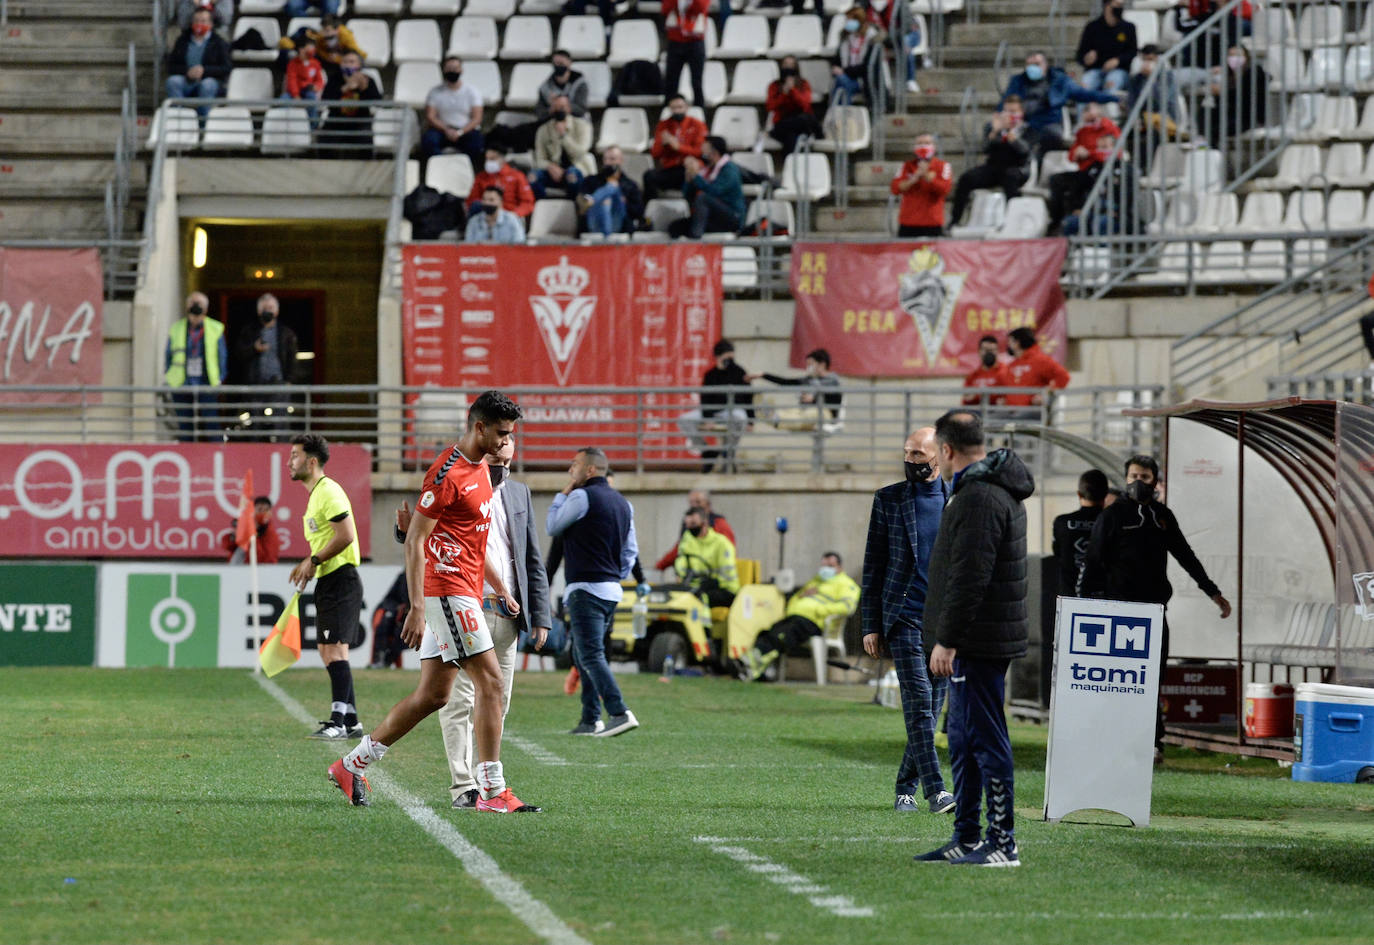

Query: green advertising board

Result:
[124,572,220,668]
[0,563,98,666]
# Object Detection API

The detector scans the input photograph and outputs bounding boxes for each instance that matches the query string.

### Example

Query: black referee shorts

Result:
[314,564,365,647]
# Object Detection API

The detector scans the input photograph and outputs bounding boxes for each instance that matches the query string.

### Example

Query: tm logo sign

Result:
[1069,614,1150,659]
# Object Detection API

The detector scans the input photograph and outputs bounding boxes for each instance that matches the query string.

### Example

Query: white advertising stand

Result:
[1044,597,1166,827]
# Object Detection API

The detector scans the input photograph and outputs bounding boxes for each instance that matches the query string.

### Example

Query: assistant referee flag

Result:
[259,593,302,677]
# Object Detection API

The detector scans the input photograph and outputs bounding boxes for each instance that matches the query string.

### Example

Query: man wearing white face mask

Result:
[467,145,536,219]
[743,552,860,681]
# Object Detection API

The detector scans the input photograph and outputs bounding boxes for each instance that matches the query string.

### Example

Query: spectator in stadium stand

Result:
[1125,44,1179,173]
[286,0,340,15]
[663,0,710,111]
[1050,469,1108,597]
[306,15,368,75]
[234,294,299,439]
[166,8,232,118]
[948,97,1032,230]
[1046,104,1120,235]
[281,36,326,127]
[830,7,886,109]
[746,347,843,426]
[654,488,736,571]
[1000,327,1070,409]
[899,2,924,93]
[1204,44,1267,146]
[164,291,226,441]
[422,57,485,168]
[530,94,596,199]
[860,426,957,815]
[745,551,860,681]
[175,0,232,30]
[562,0,615,28]
[468,146,536,218]
[643,95,708,200]
[221,496,281,564]
[673,506,741,608]
[1171,0,1242,88]
[1000,51,1121,159]
[962,335,1009,406]
[577,146,645,236]
[766,56,823,156]
[677,339,754,472]
[537,50,590,120]
[1061,132,1141,237]
[919,410,1033,866]
[1078,454,1231,763]
[465,185,528,244]
[320,51,381,153]
[891,133,953,238]
[668,136,746,239]
[1075,0,1137,95]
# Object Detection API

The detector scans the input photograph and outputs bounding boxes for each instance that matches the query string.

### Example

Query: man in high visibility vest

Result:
[673,505,739,608]
[164,291,226,441]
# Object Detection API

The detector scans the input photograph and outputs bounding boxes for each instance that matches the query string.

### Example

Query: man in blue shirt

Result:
[465,185,526,244]
[862,426,956,815]
[547,446,641,737]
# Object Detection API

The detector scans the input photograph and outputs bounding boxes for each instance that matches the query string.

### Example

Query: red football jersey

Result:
[414,446,494,599]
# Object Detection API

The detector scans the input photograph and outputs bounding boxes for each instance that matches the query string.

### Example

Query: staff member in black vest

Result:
[547,446,641,737]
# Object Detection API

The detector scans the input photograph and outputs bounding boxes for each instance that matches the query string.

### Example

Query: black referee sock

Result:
[326,661,351,724]
[344,672,358,728]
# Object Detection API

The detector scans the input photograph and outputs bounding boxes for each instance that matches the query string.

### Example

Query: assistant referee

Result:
[287,433,365,739]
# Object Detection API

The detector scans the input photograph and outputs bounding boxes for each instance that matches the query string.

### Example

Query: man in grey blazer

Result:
[397,436,552,809]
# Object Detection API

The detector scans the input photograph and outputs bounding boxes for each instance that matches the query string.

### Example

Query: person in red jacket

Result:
[1002,326,1070,407]
[891,133,953,238]
[467,145,536,218]
[282,36,326,127]
[962,335,1009,406]
[663,0,709,110]
[766,56,822,155]
[644,94,708,199]
[220,496,282,564]
[1047,104,1120,234]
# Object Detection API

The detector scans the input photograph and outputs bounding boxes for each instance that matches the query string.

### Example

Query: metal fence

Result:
[1269,369,1374,403]
[0,383,1164,478]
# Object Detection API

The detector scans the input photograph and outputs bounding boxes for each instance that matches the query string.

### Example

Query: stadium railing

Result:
[0,383,1164,477]
[1269,368,1374,403]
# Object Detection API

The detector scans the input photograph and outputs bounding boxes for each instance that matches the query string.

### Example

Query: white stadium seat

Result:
[993,196,1049,238]
[426,153,476,198]
[1326,188,1365,228]
[346,19,391,68]
[678,60,728,107]
[716,15,771,58]
[448,16,499,59]
[576,60,612,108]
[261,106,312,153]
[463,60,504,104]
[411,0,462,12]
[352,0,404,12]
[394,61,443,108]
[712,105,762,151]
[644,197,691,231]
[147,104,200,149]
[1251,144,1321,190]
[1123,10,1158,46]
[813,104,870,152]
[726,59,780,104]
[731,150,774,196]
[608,20,661,68]
[231,17,282,62]
[501,15,554,59]
[1195,241,1247,283]
[745,197,795,234]
[775,152,832,201]
[238,0,286,11]
[505,63,548,109]
[202,106,256,149]
[1281,189,1327,230]
[769,14,823,57]
[227,67,274,101]
[465,0,516,17]
[1235,191,1284,232]
[1296,5,1344,48]
[949,189,1006,237]
[1324,142,1368,186]
[556,15,607,59]
[528,199,578,238]
[597,107,651,152]
[393,19,443,63]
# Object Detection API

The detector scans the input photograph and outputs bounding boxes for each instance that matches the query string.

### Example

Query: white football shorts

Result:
[420,594,493,663]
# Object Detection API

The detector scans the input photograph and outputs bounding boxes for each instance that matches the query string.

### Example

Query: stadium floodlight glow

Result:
[192,227,208,269]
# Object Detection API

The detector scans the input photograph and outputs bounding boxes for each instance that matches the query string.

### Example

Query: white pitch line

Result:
[694,840,875,919]
[504,734,571,767]
[694,834,1303,850]
[253,673,591,945]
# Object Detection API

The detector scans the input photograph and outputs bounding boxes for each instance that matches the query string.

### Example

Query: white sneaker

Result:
[906,79,920,94]
[597,710,639,737]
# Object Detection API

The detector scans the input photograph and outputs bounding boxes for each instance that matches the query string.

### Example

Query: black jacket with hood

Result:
[924,448,1035,661]
[1077,494,1220,605]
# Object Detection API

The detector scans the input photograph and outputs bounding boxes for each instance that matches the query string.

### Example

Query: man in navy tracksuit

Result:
[861,426,956,816]
[920,411,1033,867]
[547,446,641,738]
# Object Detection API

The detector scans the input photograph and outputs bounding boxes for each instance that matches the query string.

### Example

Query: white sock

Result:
[477,760,505,800]
[343,735,388,776]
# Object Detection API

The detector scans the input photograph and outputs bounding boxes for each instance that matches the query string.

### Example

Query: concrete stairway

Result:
[0,1,157,245]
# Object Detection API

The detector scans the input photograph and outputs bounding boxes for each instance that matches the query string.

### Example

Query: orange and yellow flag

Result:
[258,593,302,677]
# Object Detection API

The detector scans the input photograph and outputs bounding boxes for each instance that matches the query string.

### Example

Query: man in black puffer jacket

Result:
[918,410,1034,868]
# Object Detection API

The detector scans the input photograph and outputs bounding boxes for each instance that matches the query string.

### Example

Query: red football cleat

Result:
[475,788,542,813]
[327,758,370,807]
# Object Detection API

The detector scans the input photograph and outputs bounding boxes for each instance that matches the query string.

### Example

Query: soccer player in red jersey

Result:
[328,391,540,812]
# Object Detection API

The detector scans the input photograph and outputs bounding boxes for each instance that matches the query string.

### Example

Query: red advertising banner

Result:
[0,444,372,559]
[789,240,1069,377]
[0,248,103,401]
[402,244,721,464]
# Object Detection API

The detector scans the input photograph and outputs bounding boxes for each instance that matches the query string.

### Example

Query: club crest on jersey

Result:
[305,516,318,533]
[427,533,466,573]
[530,255,595,386]
[419,490,436,509]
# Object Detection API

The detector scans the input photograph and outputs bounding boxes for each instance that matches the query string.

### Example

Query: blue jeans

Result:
[530,166,583,199]
[566,590,628,723]
[170,387,220,442]
[166,74,221,118]
[280,88,320,128]
[905,30,922,81]
[421,127,485,169]
[889,618,947,799]
[831,73,862,104]
[1081,67,1128,93]
[585,183,626,235]
[948,656,1015,850]
[286,0,339,14]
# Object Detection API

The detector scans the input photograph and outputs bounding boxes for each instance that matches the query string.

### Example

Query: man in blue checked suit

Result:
[861,426,956,816]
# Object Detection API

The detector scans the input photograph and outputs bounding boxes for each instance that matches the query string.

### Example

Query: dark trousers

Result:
[889,618,948,799]
[754,614,821,656]
[171,388,220,442]
[1047,169,1093,233]
[1360,312,1374,360]
[421,127,484,169]
[1156,618,1171,750]
[1022,122,1064,162]
[948,656,1015,850]
[643,164,686,201]
[567,590,628,724]
[563,0,614,21]
[769,113,822,155]
[898,224,943,238]
[950,163,1028,226]
[665,39,707,108]
[669,192,739,239]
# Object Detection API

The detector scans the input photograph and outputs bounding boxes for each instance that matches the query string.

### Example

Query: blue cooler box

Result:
[1292,682,1374,783]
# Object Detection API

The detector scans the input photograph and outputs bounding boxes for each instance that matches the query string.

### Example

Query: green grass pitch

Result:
[6,666,1374,944]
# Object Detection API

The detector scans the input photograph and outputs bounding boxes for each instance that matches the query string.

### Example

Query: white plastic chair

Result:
[745,197,795,234]
[231,17,282,62]
[712,105,762,151]
[1281,190,1328,230]
[520,0,564,12]
[949,189,1006,237]
[261,106,312,153]
[1123,10,1158,46]
[426,153,476,198]
[463,60,504,104]
[448,16,499,59]
[797,56,830,99]
[1301,46,1344,90]
[576,60,612,108]
[1264,45,1305,93]
[227,67,274,101]
[147,104,200,149]
[1252,8,1298,49]
[608,19,661,68]
[393,62,442,108]
[238,0,286,11]
[677,60,728,107]
[658,104,707,123]
[775,152,831,200]
[342,19,390,68]
[465,0,517,18]
[1177,148,1223,192]
[505,63,547,109]
[717,15,771,57]
[596,107,651,151]
[769,14,823,57]
[285,16,322,38]
[1251,144,1321,190]
[726,58,780,104]
[1195,192,1239,231]
[1315,95,1358,139]
[527,199,578,238]
[1296,5,1344,47]
[645,197,691,231]
[393,19,443,62]
[556,15,607,58]
[722,244,759,290]
[1235,192,1284,231]
[201,105,255,149]
[731,150,775,196]
[1326,188,1365,228]
[1324,142,1368,186]
[1245,239,1288,281]
[411,0,461,12]
[500,15,554,58]
[813,105,870,152]
[993,196,1048,238]
[1152,191,1199,233]
[351,0,404,11]
[1345,46,1374,92]
[1196,241,1247,283]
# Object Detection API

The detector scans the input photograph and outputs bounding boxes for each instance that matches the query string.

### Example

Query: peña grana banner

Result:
[0,443,372,559]
[0,247,103,401]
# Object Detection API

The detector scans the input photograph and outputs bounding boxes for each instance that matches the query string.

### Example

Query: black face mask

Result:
[905,461,933,484]
[482,203,500,214]
[553,64,569,76]
[689,525,706,537]
[443,70,462,83]
[187,302,205,316]
[603,163,620,175]
[780,67,799,77]
[670,112,686,122]
[259,311,274,324]
[1126,479,1155,504]
[551,109,568,121]
[981,351,997,368]
[488,464,507,488]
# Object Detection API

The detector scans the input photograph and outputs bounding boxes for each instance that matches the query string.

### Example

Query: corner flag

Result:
[259,593,302,677]
[235,469,256,550]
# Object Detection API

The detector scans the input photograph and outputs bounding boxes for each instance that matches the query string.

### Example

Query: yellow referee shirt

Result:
[303,476,361,577]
